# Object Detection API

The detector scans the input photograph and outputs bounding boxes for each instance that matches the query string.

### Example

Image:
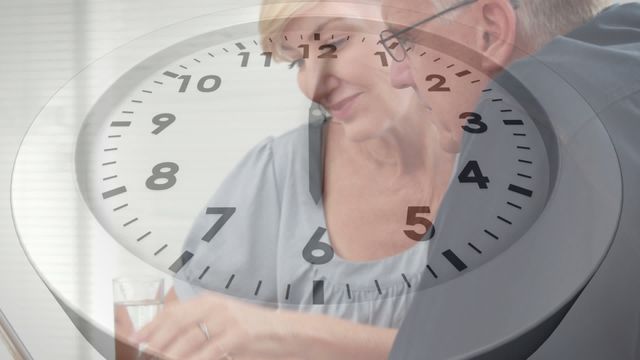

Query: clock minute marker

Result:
[162,71,179,78]
[235,42,246,50]
[136,231,151,241]
[313,280,325,304]
[254,280,263,296]
[102,186,126,199]
[509,184,534,197]
[442,250,468,271]
[168,251,194,273]
[102,161,117,166]
[154,244,168,256]
[374,280,382,295]
[102,175,117,181]
[198,266,210,280]
[517,146,531,150]
[518,159,533,165]
[503,119,524,126]
[123,218,138,227]
[285,284,291,300]
[179,65,188,70]
[518,173,532,179]
[110,121,131,127]
[497,216,513,225]
[507,201,522,210]
[426,265,438,278]
[401,273,412,288]
[153,81,163,85]
[113,204,128,212]
[468,243,482,254]
[484,229,499,240]
[345,284,352,300]
[455,70,471,77]
[225,274,235,289]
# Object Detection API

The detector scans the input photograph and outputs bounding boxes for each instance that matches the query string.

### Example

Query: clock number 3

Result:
[302,227,335,265]
[145,162,179,190]
[404,206,436,241]
[201,207,236,243]
[460,112,488,134]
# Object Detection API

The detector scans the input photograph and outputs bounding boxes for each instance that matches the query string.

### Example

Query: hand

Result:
[131,291,297,360]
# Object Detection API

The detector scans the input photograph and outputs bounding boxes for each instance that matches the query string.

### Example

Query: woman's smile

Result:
[328,92,364,121]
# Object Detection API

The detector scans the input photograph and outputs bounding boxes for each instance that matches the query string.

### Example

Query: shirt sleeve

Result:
[173,137,281,305]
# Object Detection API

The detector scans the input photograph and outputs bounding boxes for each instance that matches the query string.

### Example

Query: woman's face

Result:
[280,2,419,142]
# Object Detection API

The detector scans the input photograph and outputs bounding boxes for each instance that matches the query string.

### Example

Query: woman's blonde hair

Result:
[259,1,314,60]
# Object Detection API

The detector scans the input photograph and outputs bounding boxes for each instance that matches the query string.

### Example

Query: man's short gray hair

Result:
[434,0,614,50]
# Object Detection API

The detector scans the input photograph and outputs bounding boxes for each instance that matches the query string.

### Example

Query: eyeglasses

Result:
[379,0,479,62]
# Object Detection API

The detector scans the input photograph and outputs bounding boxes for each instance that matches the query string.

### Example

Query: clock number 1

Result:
[404,206,436,241]
[201,207,236,242]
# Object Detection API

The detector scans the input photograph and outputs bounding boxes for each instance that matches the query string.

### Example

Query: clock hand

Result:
[308,102,330,204]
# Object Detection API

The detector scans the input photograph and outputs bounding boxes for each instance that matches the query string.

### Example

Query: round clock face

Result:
[11,7,621,359]
[70,18,553,305]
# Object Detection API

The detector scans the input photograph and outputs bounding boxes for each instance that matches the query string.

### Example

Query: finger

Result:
[187,333,241,360]
[134,296,215,342]
[161,322,209,359]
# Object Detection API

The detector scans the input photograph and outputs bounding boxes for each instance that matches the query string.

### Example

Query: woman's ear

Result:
[477,0,518,74]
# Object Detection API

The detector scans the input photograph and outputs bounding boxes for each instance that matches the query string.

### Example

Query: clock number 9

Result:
[177,75,222,93]
[460,112,488,134]
[151,113,175,135]
[404,206,436,241]
[145,162,179,190]
[302,227,334,265]
[458,160,490,189]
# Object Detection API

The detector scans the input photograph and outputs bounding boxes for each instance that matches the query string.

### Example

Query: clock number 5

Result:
[302,227,334,265]
[146,162,179,190]
[201,207,236,243]
[404,206,436,241]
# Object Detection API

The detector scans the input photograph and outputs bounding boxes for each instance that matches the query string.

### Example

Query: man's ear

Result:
[476,0,518,74]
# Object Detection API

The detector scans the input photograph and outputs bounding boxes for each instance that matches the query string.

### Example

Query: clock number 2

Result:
[404,206,436,241]
[458,160,490,189]
[302,227,335,265]
[201,207,236,243]
[145,162,179,190]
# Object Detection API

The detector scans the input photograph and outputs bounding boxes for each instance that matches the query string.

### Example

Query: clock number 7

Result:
[201,207,236,243]
[404,206,436,241]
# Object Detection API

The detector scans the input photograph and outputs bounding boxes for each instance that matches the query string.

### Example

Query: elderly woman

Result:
[118,1,456,359]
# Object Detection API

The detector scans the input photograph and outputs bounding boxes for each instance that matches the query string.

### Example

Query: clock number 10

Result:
[177,75,222,93]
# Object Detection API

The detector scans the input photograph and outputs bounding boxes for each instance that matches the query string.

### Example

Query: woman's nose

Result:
[390,57,415,89]
[298,61,340,102]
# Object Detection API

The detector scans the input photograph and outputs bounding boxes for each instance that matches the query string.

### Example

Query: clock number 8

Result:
[302,227,335,265]
[145,162,179,190]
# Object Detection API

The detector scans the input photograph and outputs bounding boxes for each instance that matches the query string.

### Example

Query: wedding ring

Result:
[198,322,210,341]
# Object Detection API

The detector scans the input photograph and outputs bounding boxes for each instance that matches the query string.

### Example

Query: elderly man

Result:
[381,0,640,359]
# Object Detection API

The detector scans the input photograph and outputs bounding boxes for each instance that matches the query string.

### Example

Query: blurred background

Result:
[0,0,635,359]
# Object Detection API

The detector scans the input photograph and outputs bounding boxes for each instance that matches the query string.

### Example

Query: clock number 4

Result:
[404,206,436,241]
[177,75,222,93]
[146,162,179,190]
[458,160,490,189]
[202,207,236,243]
[302,227,335,265]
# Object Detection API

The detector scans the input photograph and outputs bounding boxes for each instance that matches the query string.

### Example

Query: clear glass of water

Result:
[113,277,164,359]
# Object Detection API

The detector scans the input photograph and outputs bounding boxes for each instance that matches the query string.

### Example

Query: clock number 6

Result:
[145,162,179,190]
[404,206,436,241]
[201,207,236,243]
[302,227,335,265]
